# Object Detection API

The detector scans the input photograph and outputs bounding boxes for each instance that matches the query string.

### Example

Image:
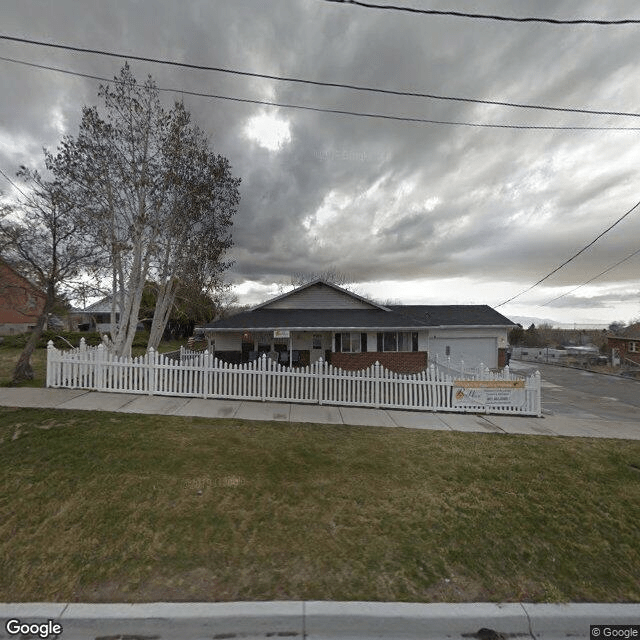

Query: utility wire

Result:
[2,55,640,132]
[324,0,640,25]
[0,34,639,119]
[496,198,640,307]
[543,247,640,306]
[0,167,29,199]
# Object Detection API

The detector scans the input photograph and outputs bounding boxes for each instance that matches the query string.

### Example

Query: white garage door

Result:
[429,337,497,369]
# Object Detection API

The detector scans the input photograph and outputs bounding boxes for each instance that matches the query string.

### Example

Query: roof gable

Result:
[255,279,388,311]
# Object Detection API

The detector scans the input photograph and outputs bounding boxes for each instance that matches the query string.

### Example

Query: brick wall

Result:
[498,348,508,368]
[331,351,428,373]
[0,261,46,329]
[608,337,640,366]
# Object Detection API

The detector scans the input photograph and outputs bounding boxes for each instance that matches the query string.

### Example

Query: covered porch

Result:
[205,329,333,367]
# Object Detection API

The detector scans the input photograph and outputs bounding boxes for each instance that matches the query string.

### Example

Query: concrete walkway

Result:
[1,386,638,439]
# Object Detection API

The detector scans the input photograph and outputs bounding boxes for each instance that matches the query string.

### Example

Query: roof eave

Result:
[428,324,514,329]
[196,326,426,332]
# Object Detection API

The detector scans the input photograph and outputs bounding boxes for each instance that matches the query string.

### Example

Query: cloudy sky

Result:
[1,0,640,327]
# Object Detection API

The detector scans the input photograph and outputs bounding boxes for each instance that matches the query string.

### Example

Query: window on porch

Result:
[376,332,419,352]
[335,332,367,353]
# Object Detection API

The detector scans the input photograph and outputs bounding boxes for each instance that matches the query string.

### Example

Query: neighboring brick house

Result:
[0,259,47,335]
[199,279,516,373]
[607,324,640,367]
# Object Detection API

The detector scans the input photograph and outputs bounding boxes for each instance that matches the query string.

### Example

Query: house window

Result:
[335,332,363,353]
[629,342,638,353]
[313,334,323,349]
[376,332,418,352]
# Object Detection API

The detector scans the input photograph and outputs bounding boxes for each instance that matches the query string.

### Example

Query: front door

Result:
[310,333,325,364]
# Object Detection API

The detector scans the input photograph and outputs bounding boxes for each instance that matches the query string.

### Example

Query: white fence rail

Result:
[430,354,513,379]
[46,340,541,416]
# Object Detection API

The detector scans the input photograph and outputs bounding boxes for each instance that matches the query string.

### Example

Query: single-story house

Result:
[0,259,46,335]
[607,325,640,367]
[198,279,516,373]
[71,296,121,333]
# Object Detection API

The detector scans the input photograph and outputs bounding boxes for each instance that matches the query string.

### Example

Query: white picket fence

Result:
[46,339,541,416]
[431,354,496,378]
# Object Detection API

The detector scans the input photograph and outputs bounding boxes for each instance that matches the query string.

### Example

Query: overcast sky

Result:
[1,0,640,327]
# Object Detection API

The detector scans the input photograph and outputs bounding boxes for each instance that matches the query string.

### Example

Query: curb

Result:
[1,602,639,639]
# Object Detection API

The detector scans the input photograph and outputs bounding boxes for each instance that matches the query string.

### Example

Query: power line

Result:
[542,247,640,306]
[495,197,640,307]
[1,34,639,119]
[3,55,640,132]
[0,167,29,199]
[324,0,640,26]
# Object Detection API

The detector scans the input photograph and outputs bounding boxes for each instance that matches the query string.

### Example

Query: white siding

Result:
[214,332,242,351]
[263,283,376,309]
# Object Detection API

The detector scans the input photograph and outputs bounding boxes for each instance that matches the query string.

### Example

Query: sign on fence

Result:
[453,379,526,411]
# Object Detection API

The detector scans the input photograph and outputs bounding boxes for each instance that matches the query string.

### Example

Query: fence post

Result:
[260,353,267,402]
[203,351,210,399]
[317,357,324,405]
[148,347,156,396]
[46,340,55,387]
[374,361,381,408]
[96,343,105,391]
[534,370,542,417]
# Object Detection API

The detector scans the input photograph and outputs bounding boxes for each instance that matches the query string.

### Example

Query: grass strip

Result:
[0,406,639,602]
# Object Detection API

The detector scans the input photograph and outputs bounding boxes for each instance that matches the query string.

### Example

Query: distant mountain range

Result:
[508,316,608,330]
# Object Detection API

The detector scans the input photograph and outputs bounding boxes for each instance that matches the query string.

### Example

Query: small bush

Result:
[1,329,151,351]
[39,331,105,349]
[0,334,29,349]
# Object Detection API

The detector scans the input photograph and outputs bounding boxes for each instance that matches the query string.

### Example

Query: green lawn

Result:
[1,406,639,603]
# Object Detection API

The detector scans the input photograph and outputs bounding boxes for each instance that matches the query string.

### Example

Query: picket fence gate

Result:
[46,340,541,416]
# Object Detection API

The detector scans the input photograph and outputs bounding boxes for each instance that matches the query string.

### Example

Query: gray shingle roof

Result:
[389,305,516,327]
[203,305,515,331]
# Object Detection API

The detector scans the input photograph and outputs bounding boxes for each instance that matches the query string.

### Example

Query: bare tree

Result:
[290,269,355,289]
[51,64,239,356]
[0,169,97,383]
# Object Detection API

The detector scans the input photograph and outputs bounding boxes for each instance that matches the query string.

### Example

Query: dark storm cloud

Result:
[1,0,640,322]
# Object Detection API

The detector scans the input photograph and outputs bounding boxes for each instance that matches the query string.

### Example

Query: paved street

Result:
[510,360,640,423]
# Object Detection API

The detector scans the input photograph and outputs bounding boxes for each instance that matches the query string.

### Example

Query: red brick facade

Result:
[331,351,428,373]
[0,260,46,334]
[607,336,640,367]
[498,348,508,368]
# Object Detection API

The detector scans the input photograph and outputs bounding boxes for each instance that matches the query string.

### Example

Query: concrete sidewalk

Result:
[0,386,638,439]
[1,601,639,639]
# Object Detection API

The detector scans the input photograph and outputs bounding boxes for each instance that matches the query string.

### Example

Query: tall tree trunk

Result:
[147,277,178,351]
[12,304,51,384]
